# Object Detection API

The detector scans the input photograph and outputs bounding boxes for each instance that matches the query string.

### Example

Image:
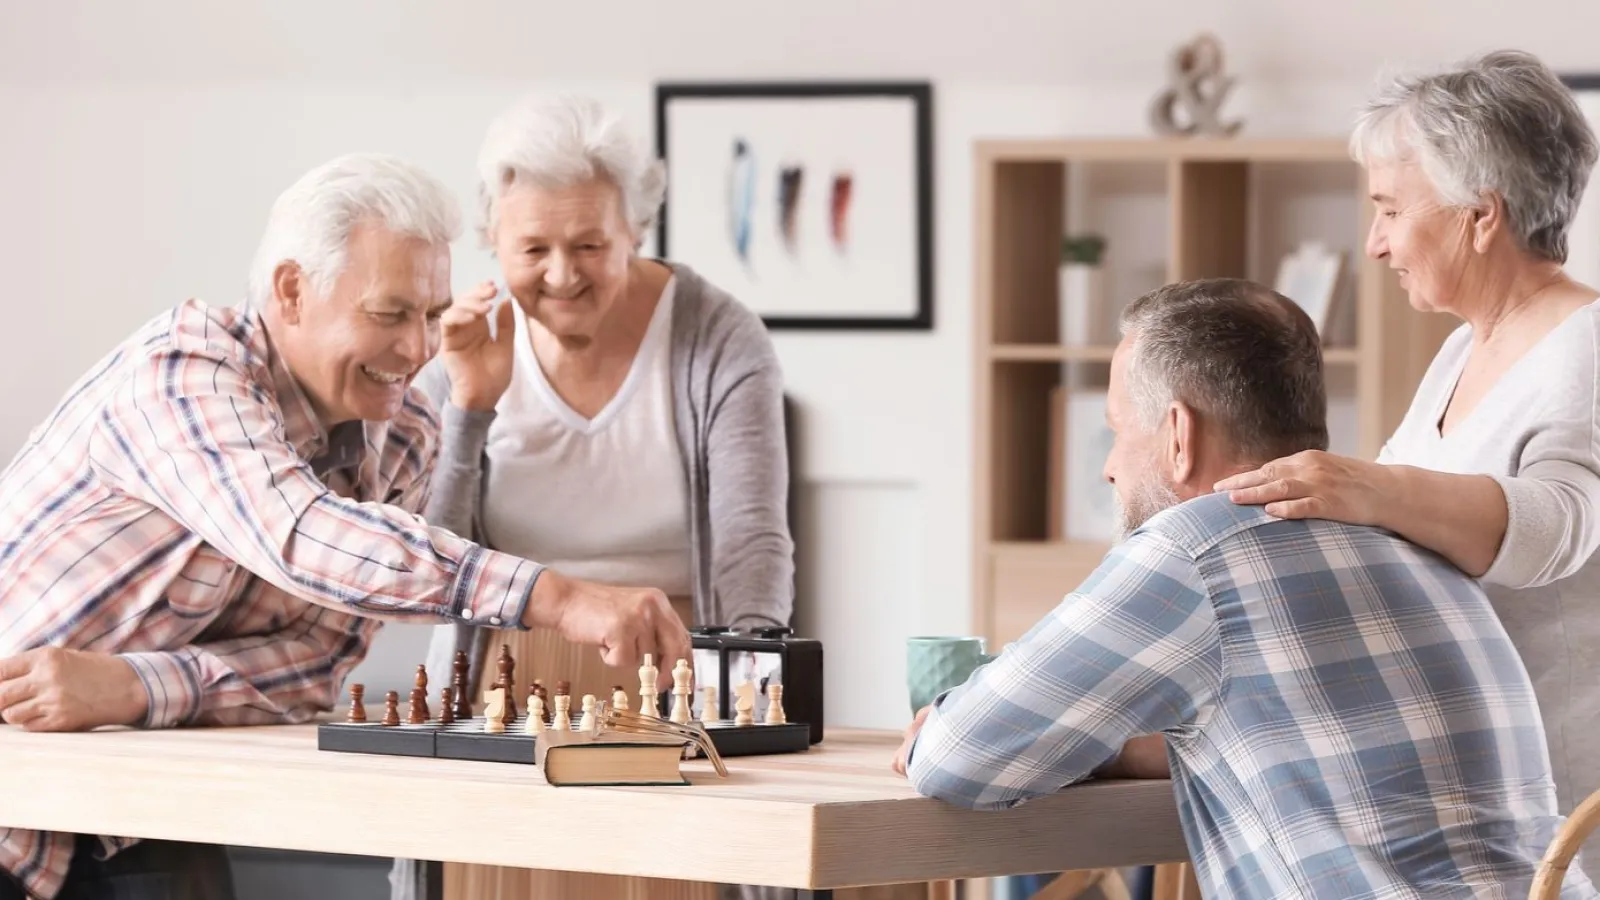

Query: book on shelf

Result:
[534,730,691,787]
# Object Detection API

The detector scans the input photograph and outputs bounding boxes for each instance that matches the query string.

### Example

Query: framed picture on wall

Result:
[654,81,934,330]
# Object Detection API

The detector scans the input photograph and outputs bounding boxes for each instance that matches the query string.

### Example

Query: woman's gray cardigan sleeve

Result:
[414,363,494,693]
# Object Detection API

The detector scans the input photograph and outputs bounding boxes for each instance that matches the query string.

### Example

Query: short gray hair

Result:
[1350,49,1598,264]
[1120,278,1328,461]
[475,93,667,247]
[247,153,461,308]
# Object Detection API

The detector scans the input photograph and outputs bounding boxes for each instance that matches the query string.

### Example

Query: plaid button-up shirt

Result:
[908,494,1594,899]
[0,299,541,899]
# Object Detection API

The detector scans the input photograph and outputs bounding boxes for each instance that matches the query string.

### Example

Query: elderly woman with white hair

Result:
[393,93,797,900]
[1219,49,1600,880]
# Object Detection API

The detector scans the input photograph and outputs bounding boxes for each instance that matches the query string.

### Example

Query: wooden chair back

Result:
[1530,789,1600,899]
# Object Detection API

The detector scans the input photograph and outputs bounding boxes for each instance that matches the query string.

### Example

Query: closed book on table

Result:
[535,732,691,786]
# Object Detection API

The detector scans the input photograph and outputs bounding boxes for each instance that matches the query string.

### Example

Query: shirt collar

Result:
[260,329,331,463]
[244,303,386,481]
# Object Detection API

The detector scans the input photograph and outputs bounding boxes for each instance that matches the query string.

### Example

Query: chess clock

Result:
[688,626,824,743]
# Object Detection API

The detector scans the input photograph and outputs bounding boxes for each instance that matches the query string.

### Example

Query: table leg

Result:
[424,860,442,900]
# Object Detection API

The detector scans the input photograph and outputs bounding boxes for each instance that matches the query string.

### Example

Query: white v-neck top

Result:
[479,278,692,595]
[1378,299,1600,882]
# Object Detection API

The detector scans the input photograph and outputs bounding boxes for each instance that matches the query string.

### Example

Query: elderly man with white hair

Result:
[0,153,690,900]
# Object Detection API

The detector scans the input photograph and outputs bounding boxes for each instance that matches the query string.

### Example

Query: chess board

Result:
[318,715,811,764]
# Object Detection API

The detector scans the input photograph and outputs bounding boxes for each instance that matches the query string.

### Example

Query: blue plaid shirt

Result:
[908,494,1594,899]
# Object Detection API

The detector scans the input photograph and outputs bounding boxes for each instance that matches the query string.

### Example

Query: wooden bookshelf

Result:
[971,137,1458,647]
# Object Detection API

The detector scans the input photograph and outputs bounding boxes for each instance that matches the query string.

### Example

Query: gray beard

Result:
[1112,473,1182,544]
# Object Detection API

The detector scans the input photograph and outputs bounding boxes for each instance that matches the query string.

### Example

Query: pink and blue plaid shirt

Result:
[0,298,541,899]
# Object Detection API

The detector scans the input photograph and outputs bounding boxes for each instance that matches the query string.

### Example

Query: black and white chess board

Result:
[317,714,811,765]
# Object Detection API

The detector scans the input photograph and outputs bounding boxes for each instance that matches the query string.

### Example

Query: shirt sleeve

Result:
[905,530,1224,811]
[1482,408,1600,588]
[90,345,539,631]
[119,601,375,728]
[704,318,795,631]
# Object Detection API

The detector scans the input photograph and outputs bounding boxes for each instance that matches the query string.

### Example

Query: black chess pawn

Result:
[533,682,550,724]
[439,686,455,726]
[347,684,367,723]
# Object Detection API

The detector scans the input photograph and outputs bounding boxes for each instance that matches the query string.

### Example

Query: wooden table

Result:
[0,723,1190,897]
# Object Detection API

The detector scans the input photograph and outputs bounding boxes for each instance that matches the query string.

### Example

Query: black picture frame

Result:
[1562,73,1600,92]
[654,81,934,331]
[1560,73,1600,287]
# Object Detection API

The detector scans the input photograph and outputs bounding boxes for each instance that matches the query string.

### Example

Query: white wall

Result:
[3,1,1599,729]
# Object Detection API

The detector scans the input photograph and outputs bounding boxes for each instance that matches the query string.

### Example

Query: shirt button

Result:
[489,616,503,626]
[460,609,474,621]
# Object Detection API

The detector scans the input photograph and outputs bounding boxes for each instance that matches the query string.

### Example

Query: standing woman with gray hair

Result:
[1218,49,1600,880]
[391,93,797,900]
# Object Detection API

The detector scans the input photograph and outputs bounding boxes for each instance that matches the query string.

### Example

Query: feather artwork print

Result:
[778,164,804,255]
[830,170,853,254]
[727,139,756,268]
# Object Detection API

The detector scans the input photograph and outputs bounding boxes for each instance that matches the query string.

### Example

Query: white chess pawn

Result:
[700,685,720,722]
[670,658,693,724]
[638,653,658,717]
[765,684,787,725]
[526,695,545,734]
[611,686,630,712]
[552,693,572,731]
[578,694,597,732]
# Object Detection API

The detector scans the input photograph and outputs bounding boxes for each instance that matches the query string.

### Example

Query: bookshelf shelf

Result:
[971,137,1457,646]
[991,344,1116,362]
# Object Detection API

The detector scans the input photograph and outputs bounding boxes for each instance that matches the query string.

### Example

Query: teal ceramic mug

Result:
[906,636,996,713]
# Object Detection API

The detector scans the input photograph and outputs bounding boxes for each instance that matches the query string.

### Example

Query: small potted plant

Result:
[1058,233,1107,346]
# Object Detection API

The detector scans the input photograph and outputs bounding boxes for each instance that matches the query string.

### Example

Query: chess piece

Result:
[670,658,693,724]
[407,664,430,723]
[1148,33,1242,138]
[526,694,545,734]
[533,682,550,724]
[347,684,367,723]
[552,692,572,731]
[495,645,518,723]
[765,684,786,725]
[381,690,401,727]
[700,685,719,722]
[439,687,455,726]
[611,685,630,712]
[578,694,597,732]
[638,653,658,717]
[734,678,755,727]
[482,687,507,734]
[451,650,474,719]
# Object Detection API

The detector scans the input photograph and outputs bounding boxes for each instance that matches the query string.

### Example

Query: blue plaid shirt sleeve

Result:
[906,530,1225,811]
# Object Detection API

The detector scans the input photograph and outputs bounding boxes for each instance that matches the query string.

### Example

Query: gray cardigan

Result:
[416,260,796,686]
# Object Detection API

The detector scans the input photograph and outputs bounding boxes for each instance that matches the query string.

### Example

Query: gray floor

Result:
[228,848,393,900]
